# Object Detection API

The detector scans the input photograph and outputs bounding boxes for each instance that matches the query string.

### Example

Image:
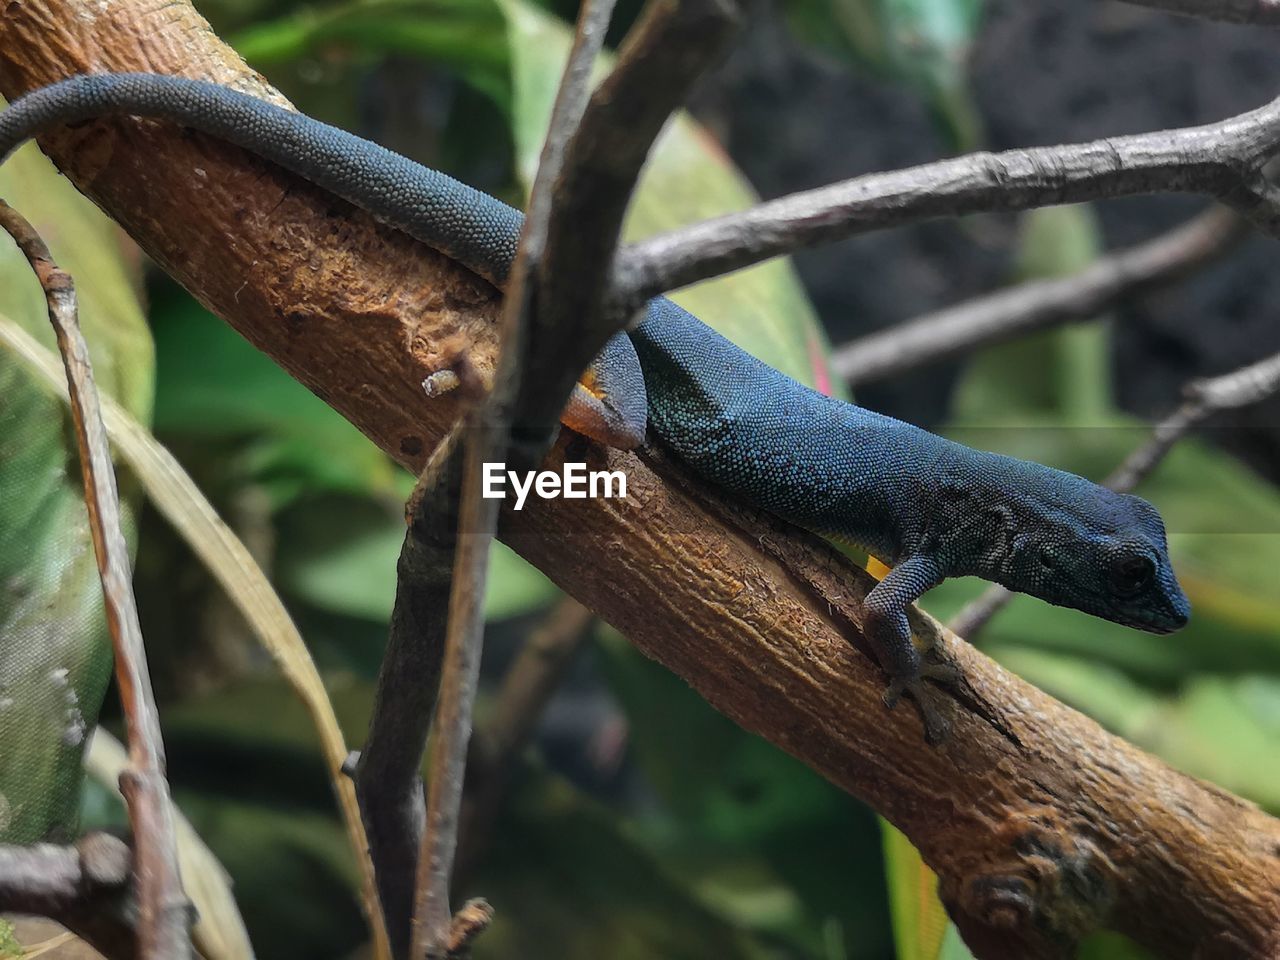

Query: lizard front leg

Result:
[559,332,648,450]
[422,330,648,451]
[862,555,959,743]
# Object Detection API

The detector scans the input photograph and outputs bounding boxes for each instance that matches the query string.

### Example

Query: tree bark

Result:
[1,1,1276,956]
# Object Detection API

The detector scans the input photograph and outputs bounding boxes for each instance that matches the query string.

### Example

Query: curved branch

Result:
[833,206,1246,386]
[611,98,1280,306]
[1,2,1277,957]
[1119,0,1280,25]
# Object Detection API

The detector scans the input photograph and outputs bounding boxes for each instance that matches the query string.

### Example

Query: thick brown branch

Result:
[610,99,1280,307]
[0,202,188,958]
[833,206,1246,386]
[2,3,1278,957]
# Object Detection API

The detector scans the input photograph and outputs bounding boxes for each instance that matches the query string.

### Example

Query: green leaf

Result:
[232,0,512,109]
[1143,675,1280,811]
[784,0,985,148]
[276,494,556,624]
[501,0,838,395]
[952,205,1107,421]
[0,141,153,842]
[1076,931,1157,960]
[880,820,974,960]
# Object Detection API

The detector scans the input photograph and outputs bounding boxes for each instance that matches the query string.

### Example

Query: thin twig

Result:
[609,95,1280,308]
[354,441,464,960]
[0,833,134,959]
[1118,0,1280,25]
[0,201,189,958]
[945,583,1014,644]
[833,207,1246,386]
[457,597,594,874]
[85,731,255,960]
[949,348,1280,640]
[1106,348,1280,488]
[445,899,494,956]
[482,597,594,770]
[513,0,744,448]
[410,0,619,955]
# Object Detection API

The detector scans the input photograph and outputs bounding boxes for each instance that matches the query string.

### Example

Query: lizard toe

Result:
[881,672,956,745]
[919,659,961,685]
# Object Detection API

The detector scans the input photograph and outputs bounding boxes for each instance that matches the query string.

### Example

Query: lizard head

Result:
[1006,482,1190,634]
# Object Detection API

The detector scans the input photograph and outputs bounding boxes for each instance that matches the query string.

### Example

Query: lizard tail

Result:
[0,73,526,287]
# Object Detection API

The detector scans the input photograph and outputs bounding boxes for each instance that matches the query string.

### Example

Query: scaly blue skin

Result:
[0,75,1191,739]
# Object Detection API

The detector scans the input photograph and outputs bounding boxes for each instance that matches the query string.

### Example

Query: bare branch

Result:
[611,97,1280,307]
[353,441,464,960]
[1118,0,1280,25]
[950,348,1280,639]
[483,597,594,770]
[0,201,189,958]
[514,0,744,447]
[411,0,618,954]
[944,583,1013,645]
[1106,347,1280,489]
[0,834,135,960]
[458,597,594,873]
[833,207,1246,386]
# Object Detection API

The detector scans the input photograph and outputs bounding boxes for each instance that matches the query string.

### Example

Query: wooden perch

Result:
[1,1,1276,956]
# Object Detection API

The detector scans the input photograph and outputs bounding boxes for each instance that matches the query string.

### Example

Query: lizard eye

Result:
[1109,555,1154,597]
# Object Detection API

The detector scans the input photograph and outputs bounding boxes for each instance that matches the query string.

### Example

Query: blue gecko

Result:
[0,75,1191,739]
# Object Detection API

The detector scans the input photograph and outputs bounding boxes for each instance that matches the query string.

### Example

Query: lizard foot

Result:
[882,661,960,745]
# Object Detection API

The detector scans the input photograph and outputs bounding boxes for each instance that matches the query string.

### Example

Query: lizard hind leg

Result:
[862,556,959,744]
[562,332,649,450]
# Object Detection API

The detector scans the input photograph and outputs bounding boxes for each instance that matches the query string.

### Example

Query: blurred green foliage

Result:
[784,0,985,148]
[0,919,18,958]
[0,0,1275,956]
